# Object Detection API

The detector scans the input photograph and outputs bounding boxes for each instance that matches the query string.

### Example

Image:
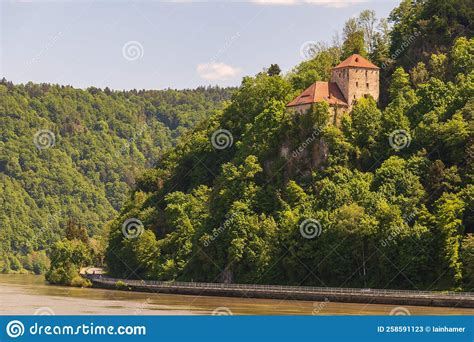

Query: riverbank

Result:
[85,275,474,308]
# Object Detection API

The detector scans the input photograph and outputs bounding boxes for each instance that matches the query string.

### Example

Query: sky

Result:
[1,0,399,90]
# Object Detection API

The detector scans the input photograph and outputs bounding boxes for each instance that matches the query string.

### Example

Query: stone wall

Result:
[288,104,348,126]
[329,105,349,126]
[286,103,311,115]
[331,67,379,108]
[346,68,379,104]
[331,68,349,101]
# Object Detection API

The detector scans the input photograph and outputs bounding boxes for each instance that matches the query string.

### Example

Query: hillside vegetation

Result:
[102,0,474,290]
[0,83,232,273]
[3,0,473,291]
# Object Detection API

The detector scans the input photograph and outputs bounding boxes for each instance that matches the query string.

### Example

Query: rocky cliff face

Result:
[277,135,329,182]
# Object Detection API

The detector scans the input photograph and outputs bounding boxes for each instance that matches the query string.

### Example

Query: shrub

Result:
[9,255,22,272]
[45,265,77,285]
[115,280,129,290]
[31,251,50,275]
[70,276,92,288]
[46,239,92,285]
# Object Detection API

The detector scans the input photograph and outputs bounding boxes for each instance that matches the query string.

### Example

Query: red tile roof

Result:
[332,54,379,70]
[286,81,348,107]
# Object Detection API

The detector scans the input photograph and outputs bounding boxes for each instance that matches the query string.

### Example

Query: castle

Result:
[286,54,379,125]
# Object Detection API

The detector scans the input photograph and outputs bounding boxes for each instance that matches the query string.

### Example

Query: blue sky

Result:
[1,0,398,90]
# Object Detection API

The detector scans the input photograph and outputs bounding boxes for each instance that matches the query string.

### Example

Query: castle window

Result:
[353,95,356,99]
[366,70,368,77]
[366,83,369,89]
[356,82,358,87]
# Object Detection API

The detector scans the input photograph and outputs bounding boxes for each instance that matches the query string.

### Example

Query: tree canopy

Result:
[2,0,474,292]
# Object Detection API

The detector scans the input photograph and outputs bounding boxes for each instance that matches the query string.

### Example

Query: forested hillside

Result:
[0,82,232,273]
[103,0,474,291]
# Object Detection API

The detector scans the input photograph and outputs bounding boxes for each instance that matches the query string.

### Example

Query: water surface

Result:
[1,275,473,315]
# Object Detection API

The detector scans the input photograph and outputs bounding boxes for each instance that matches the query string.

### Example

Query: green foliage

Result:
[70,276,92,288]
[389,0,473,72]
[115,280,129,290]
[65,219,89,243]
[350,97,382,148]
[287,46,341,90]
[410,62,429,87]
[451,37,474,75]
[461,234,474,290]
[433,193,466,286]
[4,0,474,292]
[341,18,367,59]
[45,239,93,286]
[222,73,293,137]
[0,81,231,272]
[238,99,289,159]
[267,64,282,77]
[389,67,411,100]
[104,5,473,290]
[23,251,50,275]
[429,53,448,79]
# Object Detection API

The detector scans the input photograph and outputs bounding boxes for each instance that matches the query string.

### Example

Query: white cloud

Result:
[196,62,242,81]
[251,0,368,8]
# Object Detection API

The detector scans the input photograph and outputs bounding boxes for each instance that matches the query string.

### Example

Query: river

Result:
[1,275,474,315]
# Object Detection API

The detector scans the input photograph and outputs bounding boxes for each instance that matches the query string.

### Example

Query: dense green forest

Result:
[2,0,474,291]
[102,0,474,291]
[0,82,232,274]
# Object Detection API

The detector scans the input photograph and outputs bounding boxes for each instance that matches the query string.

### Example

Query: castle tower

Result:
[286,54,380,124]
[330,54,379,108]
